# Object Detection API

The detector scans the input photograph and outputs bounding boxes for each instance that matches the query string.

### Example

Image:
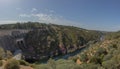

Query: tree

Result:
[47,58,56,69]
[0,47,5,60]
[4,59,20,69]
[6,50,13,59]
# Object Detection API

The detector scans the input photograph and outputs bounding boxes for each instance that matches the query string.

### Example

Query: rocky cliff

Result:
[0,23,102,61]
[24,24,101,61]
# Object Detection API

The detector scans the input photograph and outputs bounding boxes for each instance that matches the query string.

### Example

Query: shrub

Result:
[0,47,5,60]
[6,50,13,59]
[95,47,107,56]
[34,64,50,69]
[80,63,99,69]
[4,59,20,69]
[18,60,29,66]
[89,56,102,64]
[103,54,112,61]
[102,60,116,69]
[80,54,88,62]
[47,58,56,69]
[73,65,82,69]
[0,60,3,66]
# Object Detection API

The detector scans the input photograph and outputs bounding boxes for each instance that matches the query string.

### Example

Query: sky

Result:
[0,0,120,31]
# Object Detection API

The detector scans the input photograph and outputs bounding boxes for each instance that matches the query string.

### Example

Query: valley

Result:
[0,23,119,69]
[0,23,101,62]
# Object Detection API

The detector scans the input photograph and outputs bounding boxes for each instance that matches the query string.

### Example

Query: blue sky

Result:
[0,0,120,31]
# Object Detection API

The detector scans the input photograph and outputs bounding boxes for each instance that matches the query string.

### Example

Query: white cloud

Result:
[19,14,31,17]
[32,13,56,23]
[31,8,37,12]
[18,13,84,27]
[0,20,19,24]
[19,13,53,22]
[18,7,85,28]
[45,9,55,13]
[49,10,55,13]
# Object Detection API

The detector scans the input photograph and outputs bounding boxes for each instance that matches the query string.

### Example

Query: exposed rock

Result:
[76,59,82,64]
[13,50,22,60]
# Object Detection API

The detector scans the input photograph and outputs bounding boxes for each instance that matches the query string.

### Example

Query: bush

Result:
[103,54,112,61]
[0,47,5,60]
[47,58,56,69]
[4,59,20,69]
[34,64,50,69]
[102,60,116,69]
[6,50,13,59]
[73,65,82,69]
[80,63,99,69]
[95,47,107,56]
[0,60,3,66]
[80,54,88,62]
[89,56,102,64]
[18,60,29,66]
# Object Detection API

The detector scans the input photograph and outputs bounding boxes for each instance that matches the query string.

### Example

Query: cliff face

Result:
[24,25,101,60]
[0,23,102,61]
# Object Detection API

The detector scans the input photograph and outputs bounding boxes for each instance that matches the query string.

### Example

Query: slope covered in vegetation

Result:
[0,22,102,62]
[33,31,120,69]
[24,23,101,61]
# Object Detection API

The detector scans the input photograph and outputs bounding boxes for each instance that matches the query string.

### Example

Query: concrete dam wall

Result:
[0,29,30,52]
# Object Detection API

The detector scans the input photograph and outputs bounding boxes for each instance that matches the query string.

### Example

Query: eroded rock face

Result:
[24,25,101,61]
[13,50,22,60]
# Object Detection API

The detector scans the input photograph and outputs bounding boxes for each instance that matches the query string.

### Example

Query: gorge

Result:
[0,23,102,63]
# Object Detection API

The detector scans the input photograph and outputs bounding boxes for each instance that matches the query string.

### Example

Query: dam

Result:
[0,29,30,55]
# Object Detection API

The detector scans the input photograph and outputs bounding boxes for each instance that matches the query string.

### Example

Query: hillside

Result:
[0,22,102,62]
[0,23,119,69]
[24,23,101,61]
[33,31,120,69]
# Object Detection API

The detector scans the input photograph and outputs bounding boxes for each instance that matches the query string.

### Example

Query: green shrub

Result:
[47,58,56,69]
[95,47,107,56]
[73,65,82,69]
[80,53,88,62]
[0,60,3,66]
[89,56,102,64]
[18,60,29,66]
[102,60,116,69]
[0,47,5,60]
[6,50,13,59]
[103,54,112,61]
[34,64,50,69]
[80,63,99,69]
[4,59,20,69]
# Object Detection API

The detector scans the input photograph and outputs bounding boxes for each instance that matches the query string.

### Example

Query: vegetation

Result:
[0,60,3,66]
[18,60,29,66]
[21,22,101,60]
[33,31,120,69]
[4,59,20,69]
[0,48,13,60]
[0,23,120,69]
[0,47,5,60]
